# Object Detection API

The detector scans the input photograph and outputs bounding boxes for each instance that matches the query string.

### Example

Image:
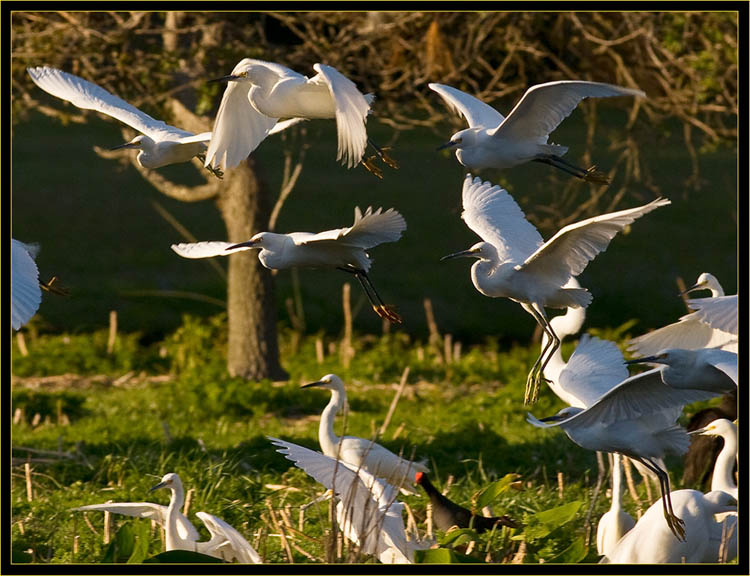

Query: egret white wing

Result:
[295,207,406,249]
[171,241,252,259]
[177,131,212,145]
[72,502,200,541]
[461,174,544,262]
[627,317,732,358]
[428,83,505,128]
[520,198,670,287]
[267,117,308,135]
[491,81,645,142]
[701,349,738,385]
[687,295,737,336]
[558,334,628,408]
[12,239,42,331]
[27,66,193,142]
[312,64,371,168]
[195,512,262,564]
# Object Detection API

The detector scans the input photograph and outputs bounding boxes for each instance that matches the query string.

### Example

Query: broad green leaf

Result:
[439,528,478,547]
[414,548,484,564]
[144,550,225,563]
[532,500,582,527]
[126,521,151,564]
[102,524,137,563]
[547,536,588,563]
[475,473,522,509]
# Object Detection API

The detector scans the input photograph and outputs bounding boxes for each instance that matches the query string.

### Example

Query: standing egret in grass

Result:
[72,473,261,563]
[442,174,670,403]
[12,240,42,331]
[600,489,737,563]
[268,437,416,564]
[596,453,636,556]
[171,206,406,323]
[526,344,733,540]
[205,59,394,175]
[628,273,737,356]
[414,472,518,533]
[429,81,645,183]
[300,374,427,494]
[26,66,225,177]
[689,419,737,500]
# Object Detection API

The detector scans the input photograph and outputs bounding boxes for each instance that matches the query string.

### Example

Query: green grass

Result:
[10,318,725,564]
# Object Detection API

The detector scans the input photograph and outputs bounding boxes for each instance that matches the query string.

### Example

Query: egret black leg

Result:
[534,155,609,185]
[636,456,686,541]
[337,267,402,324]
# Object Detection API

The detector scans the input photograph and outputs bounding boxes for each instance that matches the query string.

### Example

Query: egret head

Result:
[441,241,495,262]
[110,134,146,151]
[689,418,736,438]
[681,272,721,296]
[300,373,345,392]
[226,232,274,252]
[625,349,684,369]
[150,472,182,493]
[436,128,480,152]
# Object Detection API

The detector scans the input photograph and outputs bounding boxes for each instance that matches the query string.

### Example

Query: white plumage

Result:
[12,239,42,331]
[205,59,373,170]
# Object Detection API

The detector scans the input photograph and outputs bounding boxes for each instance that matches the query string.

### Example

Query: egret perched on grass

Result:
[300,374,427,494]
[600,489,737,563]
[171,206,406,323]
[527,340,733,540]
[689,419,737,499]
[429,81,645,183]
[268,437,416,563]
[628,273,737,356]
[596,453,636,556]
[441,174,670,403]
[72,473,261,563]
[205,60,395,175]
[12,239,42,331]
[26,66,226,177]
[414,472,518,533]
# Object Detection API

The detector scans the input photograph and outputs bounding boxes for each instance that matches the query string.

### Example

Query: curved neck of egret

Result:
[610,453,625,509]
[164,484,185,551]
[319,384,346,457]
[711,427,737,498]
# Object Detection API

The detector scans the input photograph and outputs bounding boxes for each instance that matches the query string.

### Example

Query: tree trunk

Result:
[217,158,288,381]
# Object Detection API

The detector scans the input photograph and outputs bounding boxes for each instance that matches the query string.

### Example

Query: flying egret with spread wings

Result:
[429,81,645,183]
[205,59,394,175]
[171,206,406,323]
[72,473,261,563]
[442,174,670,403]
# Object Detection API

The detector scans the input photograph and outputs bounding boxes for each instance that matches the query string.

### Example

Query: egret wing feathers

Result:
[687,295,738,335]
[701,349,738,385]
[428,83,505,128]
[71,502,201,541]
[27,66,192,141]
[491,81,646,142]
[557,334,629,408]
[628,319,731,358]
[312,64,371,168]
[12,239,42,331]
[521,198,670,287]
[461,174,544,262]
[194,512,262,564]
[295,207,406,249]
[177,131,213,145]
[171,241,251,259]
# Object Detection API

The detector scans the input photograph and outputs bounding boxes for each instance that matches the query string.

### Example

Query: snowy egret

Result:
[625,348,737,395]
[73,473,261,563]
[268,437,416,563]
[414,472,518,533]
[205,60,390,173]
[301,374,427,494]
[526,344,731,540]
[12,239,42,331]
[442,174,670,404]
[26,66,227,176]
[171,206,406,323]
[628,273,737,356]
[595,453,636,556]
[600,490,736,563]
[429,81,645,182]
[689,419,737,499]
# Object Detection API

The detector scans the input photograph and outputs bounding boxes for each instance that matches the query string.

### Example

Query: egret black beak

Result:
[440,248,476,261]
[209,74,242,84]
[300,381,325,389]
[110,141,139,151]
[679,282,705,296]
[436,140,459,151]
[150,481,167,492]
[625,355,663,366]
[226,239,259,251]
[539,414,566,423]
[688,426,712,436]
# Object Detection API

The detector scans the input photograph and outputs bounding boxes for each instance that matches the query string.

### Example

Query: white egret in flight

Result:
[301,374,427,494]
[12,240,42,331]
[72,473,261,563]
[171,206,406,323]
[628,273,737,356]
[429,81,645,183]
[442,174,670,403]
[268,437,416,563]
[205,60,395,175]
